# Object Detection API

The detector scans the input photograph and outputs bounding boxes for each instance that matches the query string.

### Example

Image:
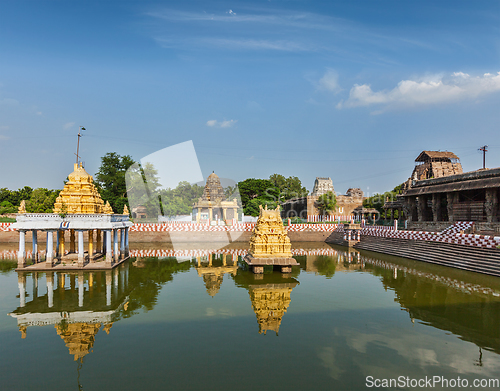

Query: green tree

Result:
[237,178,279,216]
[12,186,33,206]
[159,181,204,217]
[315,191,337,217]
[362,183,404,218]
[95,152,135,213]
[25,188,60,213]
[0,200,16,214]
[126,162,162,218]
[269,174,308,202]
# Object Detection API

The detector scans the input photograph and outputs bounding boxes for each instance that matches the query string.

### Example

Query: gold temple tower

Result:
[244,205,298,273]
[53,163,111,214]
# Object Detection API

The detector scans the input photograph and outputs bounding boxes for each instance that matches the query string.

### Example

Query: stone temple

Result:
[311,177,335,196]
[192,172,239,224]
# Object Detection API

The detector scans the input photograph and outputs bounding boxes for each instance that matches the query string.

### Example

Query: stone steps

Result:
[354,236,500,277]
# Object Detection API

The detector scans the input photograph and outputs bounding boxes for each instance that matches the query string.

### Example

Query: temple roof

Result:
[52,163,111,214]
[200,172,226,202]
[415,151,459,162]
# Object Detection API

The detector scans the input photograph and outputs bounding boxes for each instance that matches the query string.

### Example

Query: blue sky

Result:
[1,0,499,196]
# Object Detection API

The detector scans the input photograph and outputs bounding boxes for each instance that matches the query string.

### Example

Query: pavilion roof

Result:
[415,151,459,162]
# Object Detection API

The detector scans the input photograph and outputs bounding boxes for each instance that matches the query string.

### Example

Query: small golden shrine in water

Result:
[53,163,111,214]
[244,205,298,273]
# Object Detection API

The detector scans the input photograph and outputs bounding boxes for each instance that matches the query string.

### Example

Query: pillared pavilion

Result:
[12,163,132,270]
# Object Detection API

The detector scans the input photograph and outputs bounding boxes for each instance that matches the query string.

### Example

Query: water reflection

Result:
[2,243,500,389]
[360,254,500,354]
[233,273,299,335]
[195,253,238,297]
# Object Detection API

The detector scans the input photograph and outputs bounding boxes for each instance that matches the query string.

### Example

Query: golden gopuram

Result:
[244,205,298,273]
[12,163,132,270]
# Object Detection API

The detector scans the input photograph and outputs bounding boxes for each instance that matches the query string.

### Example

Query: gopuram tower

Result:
[53,163,113,214]
[244,205,298,273]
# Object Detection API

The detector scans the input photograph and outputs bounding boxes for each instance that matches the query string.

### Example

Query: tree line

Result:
[1,152,354,218]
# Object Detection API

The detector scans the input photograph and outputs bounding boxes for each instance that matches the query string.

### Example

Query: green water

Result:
[1,244,500,390]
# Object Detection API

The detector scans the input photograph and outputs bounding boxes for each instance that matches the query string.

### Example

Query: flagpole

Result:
[75,126,86,164]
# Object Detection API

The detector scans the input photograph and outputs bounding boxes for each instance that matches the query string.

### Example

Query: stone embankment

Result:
[0,222,338,243]
[353,236,500,277]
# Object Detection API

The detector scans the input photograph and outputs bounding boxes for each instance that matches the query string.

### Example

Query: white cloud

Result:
[63,122,75,130]
[0,125,9,131]
[0,135,10,141]
[337,71,500,111]
[206,119,237,128]
[220,119,237,128]
[156,37,309,52]
[36,111,42,116]
[317,69,342,93]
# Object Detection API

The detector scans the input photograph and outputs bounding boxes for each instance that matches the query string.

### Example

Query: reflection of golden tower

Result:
[203,273,224,297]
[55,322,112,361]
[53,163,108,214]
[249,205,292,258]
[249,283,296,335]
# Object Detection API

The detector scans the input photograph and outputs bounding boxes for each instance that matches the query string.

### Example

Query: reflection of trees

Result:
[313,255,337,278]
[367,262,500,354]
[118,258,191,318]
[0,261,17,274]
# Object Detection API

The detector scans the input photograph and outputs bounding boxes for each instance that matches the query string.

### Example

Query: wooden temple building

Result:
[192,172,239,224]
[12,163,132,270]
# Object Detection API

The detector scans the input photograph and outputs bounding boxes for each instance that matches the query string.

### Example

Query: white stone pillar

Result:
[46,231,54,267]
[125,227,129,256]
[120,228,125,258]
[18,230,26,268]
[105,230,112,264]
[55,230,60,258]
[113,229,119,260]
[32,230,38,263]
[78,273,84,307]
[77,230,85,267]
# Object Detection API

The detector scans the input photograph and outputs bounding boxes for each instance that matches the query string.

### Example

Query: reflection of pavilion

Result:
[233,273,299,335]
[196,253,238,297]
[9,265,129,361]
